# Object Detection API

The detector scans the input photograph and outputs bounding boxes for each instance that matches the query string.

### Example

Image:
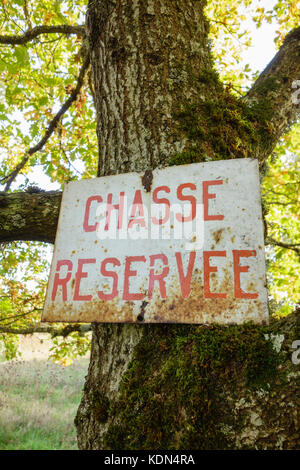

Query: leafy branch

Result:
[1,55,90,191]
[0,310,38,326]
[0,25,85,45]
[266,237,300,256]
[0,323,91,337]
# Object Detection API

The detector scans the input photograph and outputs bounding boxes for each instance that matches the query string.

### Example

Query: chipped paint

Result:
[42,159,268,324]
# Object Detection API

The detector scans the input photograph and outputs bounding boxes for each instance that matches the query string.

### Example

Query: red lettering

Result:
[233,250,258,299]
[175,252,196,298]
[128,190,146,228]
[105,192,125,231]
[148,254,169,299]
[51,260,73,301]
[176,183,196,222]
[151,186,170,225]
[123,256,146,300]
[203,251,227,298]
[203,180,224,221]
[73,259,96,301]
[83,196,103,232]
[98,258,120,301]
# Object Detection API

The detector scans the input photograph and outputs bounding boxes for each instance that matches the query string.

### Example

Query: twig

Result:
[267,201,298,206]
[0,25,85,45]
[266,237,300,256]
[1,55,90,191]
[0,310,33,323]
[0,323,92,337]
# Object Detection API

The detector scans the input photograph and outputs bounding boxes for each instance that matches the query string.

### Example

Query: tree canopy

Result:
[0,0,299,363]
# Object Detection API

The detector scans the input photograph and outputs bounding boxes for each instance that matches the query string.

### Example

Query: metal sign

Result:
[42,159,269,324]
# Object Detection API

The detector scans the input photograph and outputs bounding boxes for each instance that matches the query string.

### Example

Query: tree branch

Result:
[0,190,61,244]
[0,310,37,325]
[267,200,298,206]
[0,25,85,45]
[0,323,91,337]
[1,55,90,191]
[266,237,300,256]
[244,27,300,161]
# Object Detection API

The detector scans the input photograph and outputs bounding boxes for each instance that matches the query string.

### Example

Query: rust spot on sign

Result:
[43,296,138,324]
[212,228,224,244]
[137,300,148,322]
[141,169,153,192]
[143,270,265,324]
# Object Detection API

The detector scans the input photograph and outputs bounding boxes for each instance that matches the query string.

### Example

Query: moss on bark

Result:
[98,310,299,450]
[168,68,277,167]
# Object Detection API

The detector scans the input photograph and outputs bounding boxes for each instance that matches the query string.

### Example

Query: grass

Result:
[0,357,89,450]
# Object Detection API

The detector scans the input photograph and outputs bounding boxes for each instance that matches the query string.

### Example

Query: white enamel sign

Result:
[42,159,269,324]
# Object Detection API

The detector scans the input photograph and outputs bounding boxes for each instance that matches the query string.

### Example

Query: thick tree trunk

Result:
[0,190,61,244]
[74,0,300,449]
[87,0,212,175]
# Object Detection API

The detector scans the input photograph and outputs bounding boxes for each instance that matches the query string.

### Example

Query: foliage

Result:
[206,0,300,91]
[49,331,91,366]
[0,241,48,357]
[0,0,95,362]
[262,128,300,316]
[0,0,299,361]
[0,0,97,187]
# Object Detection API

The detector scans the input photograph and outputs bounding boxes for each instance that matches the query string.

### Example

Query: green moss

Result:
[91,391,110,423]
[104,425,126,450]
[102,323,281,450]
[168,70,275,166]
[168,146,207,166]
[196,68,223,89]
[252,76,281,96]
[294,314,300,341]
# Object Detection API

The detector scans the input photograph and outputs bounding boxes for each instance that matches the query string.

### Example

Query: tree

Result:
[0,0,299,449]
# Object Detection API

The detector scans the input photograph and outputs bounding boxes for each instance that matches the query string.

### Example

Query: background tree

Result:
[0,0,299,449]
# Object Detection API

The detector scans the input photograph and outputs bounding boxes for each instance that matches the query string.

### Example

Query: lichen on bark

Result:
[0,191,61,243]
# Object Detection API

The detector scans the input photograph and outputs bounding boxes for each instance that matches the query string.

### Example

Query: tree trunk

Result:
[0,190,61,244]
[75,0,300,449]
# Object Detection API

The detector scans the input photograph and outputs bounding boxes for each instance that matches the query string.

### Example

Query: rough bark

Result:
[86,0,212,175]
[0,190,61,244]
[74,0,300,450]
[244,26,300,161]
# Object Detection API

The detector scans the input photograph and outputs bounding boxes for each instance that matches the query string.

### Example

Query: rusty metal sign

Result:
[42,158,269,324]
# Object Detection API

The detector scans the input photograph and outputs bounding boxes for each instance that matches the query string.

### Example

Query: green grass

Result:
[0,358,89,450]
